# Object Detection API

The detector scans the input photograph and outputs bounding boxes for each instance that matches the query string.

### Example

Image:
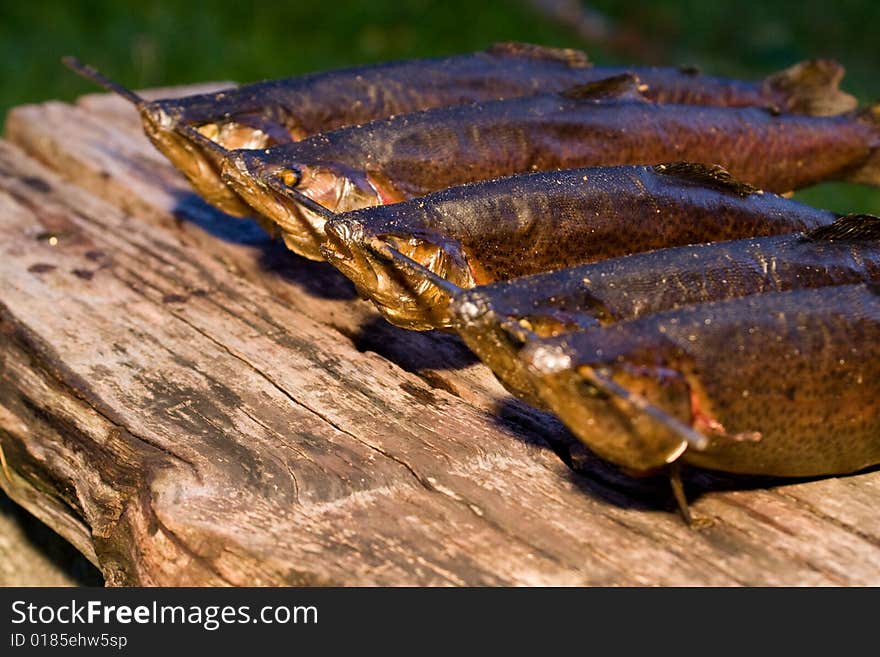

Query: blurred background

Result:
[3,0,879,213]
[0,0,877,585]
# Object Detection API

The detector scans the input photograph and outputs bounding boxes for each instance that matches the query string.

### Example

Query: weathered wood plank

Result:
[1,89,878,586]
[4,96,548,418]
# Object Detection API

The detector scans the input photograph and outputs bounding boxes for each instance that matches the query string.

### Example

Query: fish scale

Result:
[224,76,880,262]
[66,45,854,218]
[322,163,851,330]
[521,283,880,477]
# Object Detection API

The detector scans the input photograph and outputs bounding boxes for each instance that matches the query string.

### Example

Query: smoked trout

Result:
[519,283,880,478]
[446,214,880,406]
[321,163,850,329]
[223,76,880,260]
[64,46,855,216]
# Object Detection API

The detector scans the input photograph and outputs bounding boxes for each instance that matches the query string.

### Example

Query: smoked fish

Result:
[447,214,880,406]
[519,283,880,478]
[64,45,855,216]
[321,163,849,329]
[223,76,880,260]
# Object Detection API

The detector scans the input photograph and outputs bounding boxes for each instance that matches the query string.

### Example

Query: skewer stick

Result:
[62,56,146,107]
[578,367,710,451]
[262,174,337,220]
[363,238,464,296]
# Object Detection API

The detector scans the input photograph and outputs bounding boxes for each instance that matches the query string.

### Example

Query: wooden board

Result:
[1,86,878,586]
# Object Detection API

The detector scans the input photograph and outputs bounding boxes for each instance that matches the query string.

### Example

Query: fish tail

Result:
[764,59,857,116]
[843,103,880,186]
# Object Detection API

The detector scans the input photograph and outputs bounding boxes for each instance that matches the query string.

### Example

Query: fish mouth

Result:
[452,288,601,338]
[192,120,273,151]
[221,155,382,261]
[447,299,550,406]
[321,221,475,330]
[193,102,306,151]
[140,103,254,217]
[522,343,696,472]
[219,154,325,260]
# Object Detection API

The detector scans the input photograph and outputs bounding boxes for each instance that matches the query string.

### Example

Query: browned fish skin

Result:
[66,49,856,216]
[322,163,841,329]
[139,44,601,214]
[451,214,880,406]
[164,48,852,140]
[617,58,855,115]
[521,284,880,476]
[234,80,880,259]
[129,46,859,211]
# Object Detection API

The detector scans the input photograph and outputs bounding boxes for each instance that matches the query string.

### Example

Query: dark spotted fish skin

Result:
[462,214,880,327]
[156,43,595,143]
[452,215,880,406]
[251,84,879,212]
[158,44,853,142]
[527,284,880,477]
[340,163,839,285]
[69,47,857,217]
[140,43,608,216]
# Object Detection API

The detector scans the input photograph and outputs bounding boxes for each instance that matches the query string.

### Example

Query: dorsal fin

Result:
[652,162,759,197]
[560,73,647,102]
[800,214,880,242]
[487,42,591,68]
[763,59,857,116]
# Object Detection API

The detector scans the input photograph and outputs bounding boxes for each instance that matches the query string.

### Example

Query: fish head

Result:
[322,215,476,330]
[449,290,547,380]
[221,150,382,261]
[522,334,698,473]
[139,101,255,217]
[445,292,551,404]
[446,291,606,405]
[454,290,603,338]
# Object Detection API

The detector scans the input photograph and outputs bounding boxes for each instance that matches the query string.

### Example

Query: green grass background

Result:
[2,0,878,213]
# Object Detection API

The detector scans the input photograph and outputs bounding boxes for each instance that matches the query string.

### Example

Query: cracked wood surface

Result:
[0,86,878,586]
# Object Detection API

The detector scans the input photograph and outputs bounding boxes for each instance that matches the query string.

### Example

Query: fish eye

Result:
[498,317,529,347]
[576,377,609,400]
[277,168,301,187]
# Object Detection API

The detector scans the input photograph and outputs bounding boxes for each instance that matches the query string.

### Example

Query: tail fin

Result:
[764,59,857,116]
[62,56,145,107]
[844,104,880,186]
[801,213,880,242]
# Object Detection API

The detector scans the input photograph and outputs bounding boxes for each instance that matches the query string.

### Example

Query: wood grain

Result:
[1,87,878,586]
